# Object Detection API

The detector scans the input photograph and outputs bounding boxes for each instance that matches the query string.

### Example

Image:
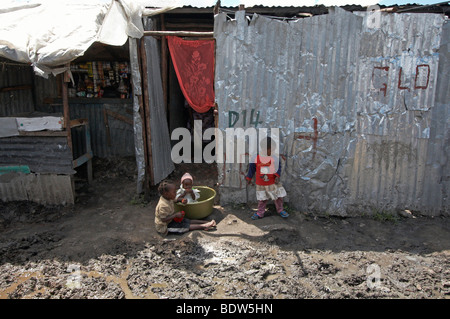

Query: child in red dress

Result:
[246,137,289,220]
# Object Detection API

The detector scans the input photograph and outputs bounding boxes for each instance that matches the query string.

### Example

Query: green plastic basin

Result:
[174,186,216,219]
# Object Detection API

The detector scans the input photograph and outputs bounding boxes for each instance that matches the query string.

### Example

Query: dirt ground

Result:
[0,157,449,299]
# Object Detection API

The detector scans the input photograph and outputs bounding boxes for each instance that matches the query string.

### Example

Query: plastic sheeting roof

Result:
[0,0,168,78]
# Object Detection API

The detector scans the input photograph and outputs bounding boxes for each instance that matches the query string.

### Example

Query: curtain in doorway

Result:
[167,36,215,113]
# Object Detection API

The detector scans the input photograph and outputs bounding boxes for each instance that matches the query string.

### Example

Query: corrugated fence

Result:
[214,8,449,216]
[0,60,34,117]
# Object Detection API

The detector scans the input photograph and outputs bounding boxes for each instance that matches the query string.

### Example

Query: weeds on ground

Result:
[130,194,148,207]
[372,210,400,223]
[283,203,296,215]
[232,203,248,210]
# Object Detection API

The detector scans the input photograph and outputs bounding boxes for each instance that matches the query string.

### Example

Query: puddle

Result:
[0,271,44,299]
[0,265,169,299]
[265,273,282,281]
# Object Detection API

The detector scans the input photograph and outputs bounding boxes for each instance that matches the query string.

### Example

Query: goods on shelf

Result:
[69,61,130,99]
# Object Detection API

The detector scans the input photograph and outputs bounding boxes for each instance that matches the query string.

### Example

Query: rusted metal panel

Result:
[0,136,74,175]
[50,102,135,159]
[0,60,34,117]
[142,17,175,185]
[0,173,74,205]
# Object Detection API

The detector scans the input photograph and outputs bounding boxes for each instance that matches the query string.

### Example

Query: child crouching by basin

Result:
[155,180,216,236]
[176,172,200,204]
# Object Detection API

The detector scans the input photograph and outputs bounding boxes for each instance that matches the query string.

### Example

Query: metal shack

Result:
[0,1,155,204]
[134,3,449,217]
[1,2,449,217]
[213,5,449,216]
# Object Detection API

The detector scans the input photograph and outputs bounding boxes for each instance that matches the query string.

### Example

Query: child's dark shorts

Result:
[167,218,191,234]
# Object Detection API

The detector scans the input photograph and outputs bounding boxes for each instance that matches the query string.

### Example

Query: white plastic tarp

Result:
[0,0,158,78]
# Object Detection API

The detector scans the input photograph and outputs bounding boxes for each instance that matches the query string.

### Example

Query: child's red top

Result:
[245,155,281,186]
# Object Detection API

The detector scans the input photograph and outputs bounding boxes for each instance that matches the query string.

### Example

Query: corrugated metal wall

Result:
[50,102,135,159]
[35,73,135,159]
[214,8,449,216]
[1,60,134,204]
[0,62,75,205]
[0,60,35,116]
[0,136,74,174]
[142,17,175,185]
[0,135,75,205]
[0,173,74,205]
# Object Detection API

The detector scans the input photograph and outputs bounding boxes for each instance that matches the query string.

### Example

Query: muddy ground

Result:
[0,157,449,299]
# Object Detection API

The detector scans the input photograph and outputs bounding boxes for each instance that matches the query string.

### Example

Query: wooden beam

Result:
[139,37,155,187]
[70,118,89,128]
[144,30,214,37]
[61,72,72,151]
[161,14,169,122]
[0,85,32,93]
[105,109,133,125]
[19,130,68,137]
[214,0,221,15]
[164,22,213,30]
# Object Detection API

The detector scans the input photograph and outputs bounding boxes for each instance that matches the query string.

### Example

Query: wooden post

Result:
[62,65,76,197]
[214,0,221,15]
[161,14,169,122]
[139,37,155,188]
[62,68,72,151]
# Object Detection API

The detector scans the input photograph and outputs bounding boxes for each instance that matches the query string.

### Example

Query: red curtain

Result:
[167,36,215,113]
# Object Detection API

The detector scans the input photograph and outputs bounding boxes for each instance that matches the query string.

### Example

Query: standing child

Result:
[246,137,289,220]
[176,173,200,204]
[155,180,216,236]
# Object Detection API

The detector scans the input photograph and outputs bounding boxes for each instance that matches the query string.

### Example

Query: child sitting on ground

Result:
[155,180,216,236]
[246,137,289,220]
[176,173,200,204]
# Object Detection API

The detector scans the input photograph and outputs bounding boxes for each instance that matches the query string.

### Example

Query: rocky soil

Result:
[0,158,449,299]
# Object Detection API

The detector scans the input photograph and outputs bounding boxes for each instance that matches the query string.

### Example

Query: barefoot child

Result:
[176,173,200,204]
[155,180,216,236]
[246,137,289,220]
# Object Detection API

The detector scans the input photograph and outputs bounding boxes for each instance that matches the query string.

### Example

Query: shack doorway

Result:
[167,54,216,159]
[142,12,218,195]
[165,38,218,196]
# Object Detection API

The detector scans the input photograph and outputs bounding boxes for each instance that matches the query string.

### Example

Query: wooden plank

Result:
[62,74,72,151]
[16,116,64,131]
[0,85,32,93]
[103,107,111,147]
[139,37,155,187]
[143,30,214,37]
[69,118,89,128]
[161,14,169,121]
[105,109,133,125]
[73,152,93,168]
[18,130,68,137]
[164,22,213,30]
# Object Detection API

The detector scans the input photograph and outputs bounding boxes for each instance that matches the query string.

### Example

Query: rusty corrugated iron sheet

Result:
[214,8,448,216]
[0,173,74,205]
[142,17,175,185]
[0,136,74,174]
[0,60,34,117]
[50,102,135,159]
